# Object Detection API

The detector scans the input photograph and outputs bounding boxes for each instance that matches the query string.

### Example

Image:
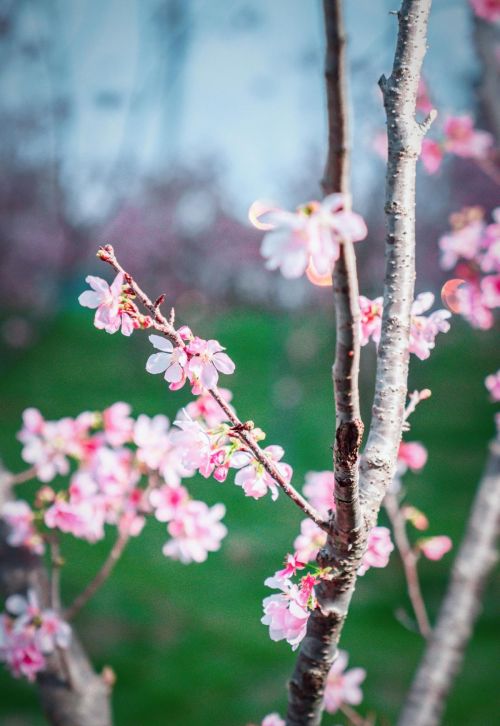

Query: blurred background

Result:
[0,0,498,724]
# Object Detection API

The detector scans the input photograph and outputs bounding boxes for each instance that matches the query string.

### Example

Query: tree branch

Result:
[360,0,434,525]
[286,3,365,723]
[0,474,112,726]
[384,492,431,638]
[99,247,327,531]
[398,433,500,726]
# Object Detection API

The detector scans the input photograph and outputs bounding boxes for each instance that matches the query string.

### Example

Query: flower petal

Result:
[149,335,174,353]
[146,353,170,374]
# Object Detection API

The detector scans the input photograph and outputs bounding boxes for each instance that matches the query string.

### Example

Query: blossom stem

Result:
[7,466,38,486]
[384,492,431,638]
[48,533,62,612]
[99,248,328,531]
[340,704,374,726]
[64,529,130,622]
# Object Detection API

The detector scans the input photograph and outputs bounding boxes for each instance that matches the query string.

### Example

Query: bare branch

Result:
[384,492,431,638]
[398,434,500,726]
[360,0,433,524]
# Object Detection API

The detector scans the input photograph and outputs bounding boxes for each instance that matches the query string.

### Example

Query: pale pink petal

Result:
[146,353,170,374]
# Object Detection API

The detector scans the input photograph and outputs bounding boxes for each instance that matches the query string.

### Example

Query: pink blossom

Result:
[470,0,500,22]
[439,219,484,269]
[259,194,367,280]
[358,526,394,575]
[149,484,189,522]
[44,497,105,542]
[398,441,428,472]
[416,78,433,115]
[293,518,327,564]
[102,402,133,446]
[0,621,46,681]
[1,500,44,554]
[171,415,213,474]
[481,210,500,273]
[185,388,234,427]
[133,414,186,485]
[323,650,366,714]
[232,446,292,501]
[359,293,451,358]
[303,471,336,517]
[409,293,451,360]
[481,274,500,308]
[261,714,285,726]
[455,281,495,329]
[359,296,383,346]
[418,535,453,561]
[78,273,133,336]
[17,409,73,482]
[485,370,500,401]
[421,138,443,174]
[275,553,306,580]
[261,579,312,650]
[186,337,235,389]
[146,335,188,385]
[443,115,493,159]
[162,501,227,564]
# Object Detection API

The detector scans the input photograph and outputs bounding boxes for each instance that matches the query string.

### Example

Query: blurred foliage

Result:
[0,309,498,725]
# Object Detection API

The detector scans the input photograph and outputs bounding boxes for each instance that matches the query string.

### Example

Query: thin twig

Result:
[99,247,327,531]
[384,493,431,638]
[340,703,375,726]
[64,529,130,622]
[48,533,62,612]
[7,466,38,486]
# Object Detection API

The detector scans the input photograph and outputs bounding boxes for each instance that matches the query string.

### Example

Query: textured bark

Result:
[286,2,433,724]
[0,478,112,726]
[359,0,434,525]
[398,435,500,726]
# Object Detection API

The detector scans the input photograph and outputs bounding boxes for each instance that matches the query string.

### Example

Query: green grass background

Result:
[0,308,498,725]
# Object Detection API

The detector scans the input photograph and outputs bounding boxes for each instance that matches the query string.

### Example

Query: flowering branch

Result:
[384,492,431,638]
[360,0,435,523]
[97,245,327,530]
[7,466,38,486]
[0,476,112,726]
[398,433,500,726]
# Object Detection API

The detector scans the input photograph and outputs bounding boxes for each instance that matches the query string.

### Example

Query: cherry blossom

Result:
[232,446,292,501]
[258,194,367,280]
[0,621,46,681]
[359,293,451,359]
[149,484,190,522]
[102,402,134,446]
[418,536,453,561]
[454,280,495,329]
[78,273,134,336]
[439,216,484,270]
[17,409,75,482]
[481,274,500,309]
[402,505,429,531]
[171,415,213,474]
[485,370,500,401]
[261,577,313,650]
[302,470,336,517]
[442,115,493,159]
[146,335,188,385]
[293,518,327,564]
[421,138,444,174]
[470,0,500,23]
[358,526,394,576]
[44,496,106,543]
[185,388,234,428]
[162,501,227,564]
[1,500,44,554]
[323,650,366,714]
[398,441,428,472]
[186,337,236,389]
[359,296,383,346]
[261,714,285,726]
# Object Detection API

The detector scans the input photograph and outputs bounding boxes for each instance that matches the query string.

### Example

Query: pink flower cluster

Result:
[485,370,500,402]
[421,115,494,174]
[147,329,235,391]
[256,194,367,280]
[79,273,142,336]
[439,207,500,330]
[0,590,71,682]
[418,536,453,561]
[470,0,500,22]
[323,650,366,714]
[262,565,318,650]
[359,293,451,360]
[4,402,233,566]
